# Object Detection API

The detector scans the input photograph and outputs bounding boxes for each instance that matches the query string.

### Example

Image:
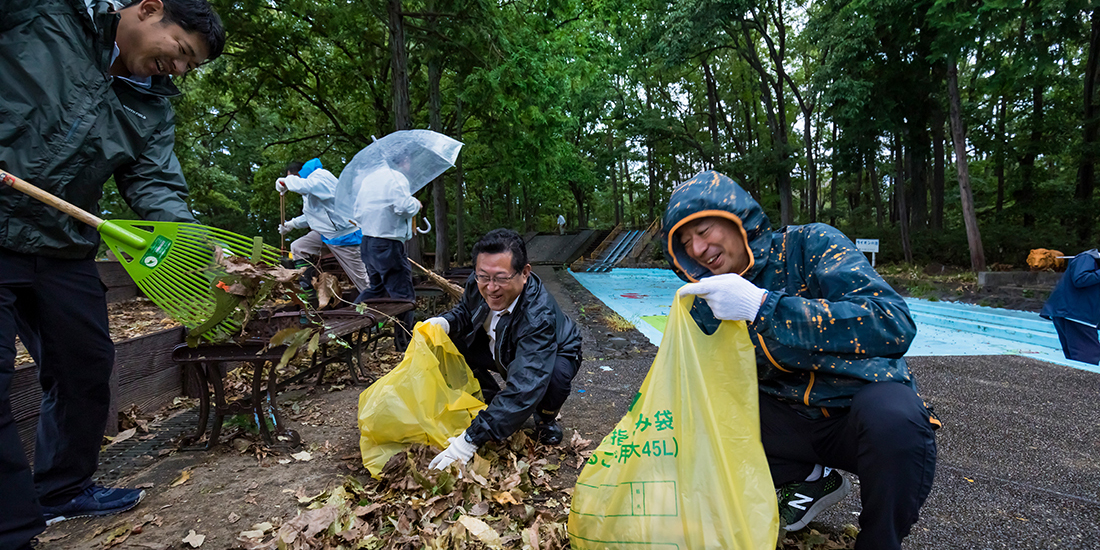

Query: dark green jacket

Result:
[662,171,919,418]
[441,273,582,446]
[0,0,196,260]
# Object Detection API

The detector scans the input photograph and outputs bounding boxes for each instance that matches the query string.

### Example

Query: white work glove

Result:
[426,316,449,333]
[679,273,768,322]
[277,223,290,235]
[275,178,288,194]
[429,431,477,470]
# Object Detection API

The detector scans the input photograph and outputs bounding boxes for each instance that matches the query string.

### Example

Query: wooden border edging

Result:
[13,326,186,460]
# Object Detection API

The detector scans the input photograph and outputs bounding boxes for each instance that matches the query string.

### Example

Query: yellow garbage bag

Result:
[357,321,486,476]
[567,292,778,549]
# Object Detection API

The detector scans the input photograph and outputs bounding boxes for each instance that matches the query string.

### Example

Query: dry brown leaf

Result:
[457,515,503,549]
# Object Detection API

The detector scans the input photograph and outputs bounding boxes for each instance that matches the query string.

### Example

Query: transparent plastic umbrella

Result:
[332,130,462,236]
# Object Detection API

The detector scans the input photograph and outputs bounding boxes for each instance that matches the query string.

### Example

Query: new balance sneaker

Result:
[776,469,851,532]
[41,485,146,526]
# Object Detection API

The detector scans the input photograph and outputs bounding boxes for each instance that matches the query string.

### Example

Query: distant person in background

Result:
[276,159,370,300]
[557,214,566,235]
[1040,249,1100,364]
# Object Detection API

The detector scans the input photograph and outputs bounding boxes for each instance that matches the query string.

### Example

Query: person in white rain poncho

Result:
[346,155,420,351]
[276,159,370,297]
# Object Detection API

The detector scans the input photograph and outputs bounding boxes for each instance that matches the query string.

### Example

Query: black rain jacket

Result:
[441,273,582,446]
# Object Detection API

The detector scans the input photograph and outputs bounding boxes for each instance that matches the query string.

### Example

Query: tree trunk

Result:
[895,132,913,263]
[868,151,883,228]
[1076,8,1100,244]
[948,59,986,273]
[388,0,410,132]
[428,52,448,271]
[1018,84,1043,228]
[389,0,417,263]
[931,107,946,230]
[806,107,818,223]
[702,58,721,161]
[830,123,838,226]
[995,96,1006,213]
[610,134,621,226]
[455,93,466,265]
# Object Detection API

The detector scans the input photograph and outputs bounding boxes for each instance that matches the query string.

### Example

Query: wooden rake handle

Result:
[0,169,147,250]
[0,169,106,228]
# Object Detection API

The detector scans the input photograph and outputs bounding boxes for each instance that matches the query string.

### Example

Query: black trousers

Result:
[760,381,937,550]
[1,250,115,549]
[461,328,579,418]
[355,236,415,350]
[1052,317,1100,364]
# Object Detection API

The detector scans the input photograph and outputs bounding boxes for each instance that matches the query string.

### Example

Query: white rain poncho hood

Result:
[333,130,462,241]
[282,163,358,240]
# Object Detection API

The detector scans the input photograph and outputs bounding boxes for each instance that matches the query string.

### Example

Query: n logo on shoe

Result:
[787,493,814,511]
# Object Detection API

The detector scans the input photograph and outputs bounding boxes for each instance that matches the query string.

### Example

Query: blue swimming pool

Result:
[571,268,1099,374]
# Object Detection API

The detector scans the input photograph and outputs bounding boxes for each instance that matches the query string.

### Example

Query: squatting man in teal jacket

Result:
[0,0,224,547]
[664,171,939,550]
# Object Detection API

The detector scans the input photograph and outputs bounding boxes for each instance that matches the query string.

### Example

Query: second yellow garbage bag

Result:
[357,321,486,476]
[568,292,778,549]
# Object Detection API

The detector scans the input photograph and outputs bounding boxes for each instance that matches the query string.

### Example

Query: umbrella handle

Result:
[415,216,432,235]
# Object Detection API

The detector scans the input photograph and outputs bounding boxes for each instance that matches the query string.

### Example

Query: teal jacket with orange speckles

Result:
[661,171,918,419]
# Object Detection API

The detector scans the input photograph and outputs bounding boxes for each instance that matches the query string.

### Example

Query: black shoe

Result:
[776,469,851,531]
[41,485,145,526]
[535,418,563,445]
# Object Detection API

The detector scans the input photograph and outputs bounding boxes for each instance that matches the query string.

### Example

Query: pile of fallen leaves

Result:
[233,431,592,550]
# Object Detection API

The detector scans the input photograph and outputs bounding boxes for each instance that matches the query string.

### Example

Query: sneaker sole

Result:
[44,490,146,526]
[786,475,851,532]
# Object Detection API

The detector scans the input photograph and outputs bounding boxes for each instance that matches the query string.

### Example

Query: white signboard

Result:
[855,239,880,253]
[856,239,879,267]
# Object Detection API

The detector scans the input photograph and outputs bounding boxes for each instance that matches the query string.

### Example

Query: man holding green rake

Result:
[0,0,224,547]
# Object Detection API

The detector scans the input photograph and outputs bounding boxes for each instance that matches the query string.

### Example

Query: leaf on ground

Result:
[227,512,241,524]
[170,469,191,487]
[101,523,132,547]
[181,530,205,548]
[109,428,137,446]
[238,529,266,539]
[457,515,503,549]
[291,451,313,462]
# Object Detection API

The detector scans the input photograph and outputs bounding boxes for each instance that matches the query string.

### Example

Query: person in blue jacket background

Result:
[1040,249,1100,364]
[663,171,938,550]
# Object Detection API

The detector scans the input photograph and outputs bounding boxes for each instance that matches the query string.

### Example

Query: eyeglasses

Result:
[475,272,521,286]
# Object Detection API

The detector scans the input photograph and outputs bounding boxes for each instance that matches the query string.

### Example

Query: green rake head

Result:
[100,220,282,342]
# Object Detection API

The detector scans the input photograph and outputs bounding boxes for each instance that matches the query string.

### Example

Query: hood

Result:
[661,171,773,283]
[300,158,323,178]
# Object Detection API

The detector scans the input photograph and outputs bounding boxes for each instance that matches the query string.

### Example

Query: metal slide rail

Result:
[586,230,645,272]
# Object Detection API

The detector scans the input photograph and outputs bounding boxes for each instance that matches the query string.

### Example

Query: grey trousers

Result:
[290,231,369,292]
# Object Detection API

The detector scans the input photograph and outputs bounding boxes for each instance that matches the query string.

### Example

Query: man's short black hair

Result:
[161,0,226,61]
[472,229,528,273]
[285,161,304,176]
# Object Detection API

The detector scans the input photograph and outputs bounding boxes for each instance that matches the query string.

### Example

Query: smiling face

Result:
[475,251,530,311]
[113,0,210,78]
[677,216,750,276]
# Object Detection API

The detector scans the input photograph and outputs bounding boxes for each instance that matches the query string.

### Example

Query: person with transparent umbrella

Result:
[333,131,462,351]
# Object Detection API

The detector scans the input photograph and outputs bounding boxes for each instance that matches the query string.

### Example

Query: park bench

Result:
[171,299,414,450]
